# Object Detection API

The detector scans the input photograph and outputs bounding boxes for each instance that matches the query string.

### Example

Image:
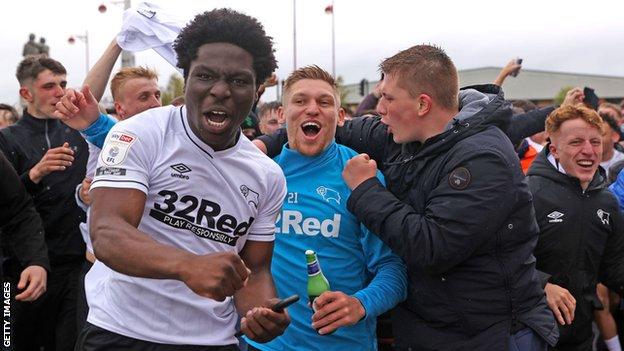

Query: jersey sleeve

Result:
[90,120,157,195]
[247,166,287,241]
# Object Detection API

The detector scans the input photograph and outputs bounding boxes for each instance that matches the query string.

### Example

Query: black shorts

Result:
[75,322,239,351]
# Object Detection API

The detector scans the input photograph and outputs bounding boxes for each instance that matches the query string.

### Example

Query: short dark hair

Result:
[380,44,458,110]
[173,8,277,85]
[0,104,19,124]
[258,101,281,118]
[16,55,66,85]
[600,112,620,135]
[608,160,624,185]
[512,99,537,113]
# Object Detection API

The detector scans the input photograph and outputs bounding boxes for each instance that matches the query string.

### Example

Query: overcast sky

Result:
[1,0,623,106]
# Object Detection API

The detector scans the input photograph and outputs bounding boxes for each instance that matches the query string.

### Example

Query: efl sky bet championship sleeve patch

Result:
[100,131,138,166]
[448,167,471,190]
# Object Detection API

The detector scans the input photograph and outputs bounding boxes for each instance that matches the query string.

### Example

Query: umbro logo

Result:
[547,211,564,223]
[170,163,191,180]
[171,163,192,173]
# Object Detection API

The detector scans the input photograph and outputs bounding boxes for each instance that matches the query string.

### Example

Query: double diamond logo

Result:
[170,163,192,174]
[547,211,564,223]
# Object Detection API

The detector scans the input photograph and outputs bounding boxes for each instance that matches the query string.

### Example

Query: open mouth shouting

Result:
[203,109,230,130]
[301,120,321,140]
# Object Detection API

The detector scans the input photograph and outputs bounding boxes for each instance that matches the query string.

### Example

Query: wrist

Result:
[29,167,42,184]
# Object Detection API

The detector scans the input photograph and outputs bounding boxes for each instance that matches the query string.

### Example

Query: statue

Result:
[22,33,40,57]
[38,37,50,56]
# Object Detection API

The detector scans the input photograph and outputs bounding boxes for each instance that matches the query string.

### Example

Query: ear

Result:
[114,102,125,119]
[277,106,285,124]
[337,107,346,127]
[548,141,559,160]
[611,131,620,144]
[19,87,33,102]
[417,94,432,116]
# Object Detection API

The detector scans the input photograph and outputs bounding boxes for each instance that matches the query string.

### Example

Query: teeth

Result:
[302,121,320,128]
[577,160,593,166]
[211,111,226,115]
[207,119,226,127]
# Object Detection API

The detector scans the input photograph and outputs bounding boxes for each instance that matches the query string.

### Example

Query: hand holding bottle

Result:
[311,291,366,335]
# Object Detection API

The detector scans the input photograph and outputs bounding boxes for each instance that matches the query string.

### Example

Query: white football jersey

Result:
[87,105,286,345]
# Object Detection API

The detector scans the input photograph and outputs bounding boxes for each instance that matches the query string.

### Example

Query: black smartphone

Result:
[511,58,523,77]
[271,294,299,312]
[234,295,299,337]
[583,87,599,110]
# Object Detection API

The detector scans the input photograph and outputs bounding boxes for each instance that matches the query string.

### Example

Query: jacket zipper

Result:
[44,120,51,149]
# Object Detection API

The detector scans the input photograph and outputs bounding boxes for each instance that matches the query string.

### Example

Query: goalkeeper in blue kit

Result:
[247,66,407,351]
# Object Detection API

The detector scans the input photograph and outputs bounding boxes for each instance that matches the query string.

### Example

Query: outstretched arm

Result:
[84,38,122,101]
[493,58,522,86]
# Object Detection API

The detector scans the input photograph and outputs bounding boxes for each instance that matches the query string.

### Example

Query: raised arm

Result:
[84,38,122,101]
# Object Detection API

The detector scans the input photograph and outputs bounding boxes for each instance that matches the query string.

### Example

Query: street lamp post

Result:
[98,0,135,67]
[293,0,297,71]
[324,2,336,77]
[68,31,90,76]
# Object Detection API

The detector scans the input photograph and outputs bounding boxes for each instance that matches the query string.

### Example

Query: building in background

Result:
[343,68,624,110]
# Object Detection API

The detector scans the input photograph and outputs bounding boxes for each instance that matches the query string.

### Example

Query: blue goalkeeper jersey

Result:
[248,141,407,351]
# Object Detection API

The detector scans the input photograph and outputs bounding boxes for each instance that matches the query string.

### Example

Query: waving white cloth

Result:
[116,2,187,71]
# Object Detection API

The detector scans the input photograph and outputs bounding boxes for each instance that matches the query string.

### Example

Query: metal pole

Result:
[85,30,90,76]
[331,1,335,77]
[293,0,297,70]
[121,0,135,67]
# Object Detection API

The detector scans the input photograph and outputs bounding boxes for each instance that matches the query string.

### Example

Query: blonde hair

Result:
[282,65,339,103]
[110,67,158,101]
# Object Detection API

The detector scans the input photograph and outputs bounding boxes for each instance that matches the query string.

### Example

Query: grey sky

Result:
[1,0,623,106]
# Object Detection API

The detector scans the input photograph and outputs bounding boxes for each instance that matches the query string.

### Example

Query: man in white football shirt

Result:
[66,9,290,350]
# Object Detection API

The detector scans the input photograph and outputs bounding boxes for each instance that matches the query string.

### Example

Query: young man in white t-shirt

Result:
[64,9,290,350]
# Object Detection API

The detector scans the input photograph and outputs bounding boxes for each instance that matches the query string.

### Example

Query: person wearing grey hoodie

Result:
[256,44,557,351]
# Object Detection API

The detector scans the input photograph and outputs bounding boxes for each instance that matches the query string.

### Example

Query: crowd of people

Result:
[2,6,624,351]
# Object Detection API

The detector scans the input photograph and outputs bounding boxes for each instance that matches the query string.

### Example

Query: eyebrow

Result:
[290,92,335,100]
[191,64,254,77]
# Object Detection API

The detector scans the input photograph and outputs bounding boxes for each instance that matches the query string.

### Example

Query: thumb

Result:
[82,85,98,105]
[17,270,29,290]
[62,142,70,148]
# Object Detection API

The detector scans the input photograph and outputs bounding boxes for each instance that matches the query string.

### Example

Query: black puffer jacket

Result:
[527,147,624,346]
[0,111,87,266]
[340,85,557,350]
[0,150,49,278]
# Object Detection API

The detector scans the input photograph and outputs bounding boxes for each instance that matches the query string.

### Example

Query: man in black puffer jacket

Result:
[527,105,624,351]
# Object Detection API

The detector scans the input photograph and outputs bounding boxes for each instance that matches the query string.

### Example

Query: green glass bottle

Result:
[306,249,330,309]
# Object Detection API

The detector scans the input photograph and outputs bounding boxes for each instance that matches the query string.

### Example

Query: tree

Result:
[161,73,185,106]
[554,86,574,106]
[335,75,350,107]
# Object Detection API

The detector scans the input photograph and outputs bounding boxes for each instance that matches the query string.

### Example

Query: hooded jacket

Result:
[339,85,557,350]
[0,111,87,267]
[527,147,624,346]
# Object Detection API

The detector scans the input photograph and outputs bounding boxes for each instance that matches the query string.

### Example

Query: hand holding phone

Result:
[235,295,299,337]
[510,58,523,77]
